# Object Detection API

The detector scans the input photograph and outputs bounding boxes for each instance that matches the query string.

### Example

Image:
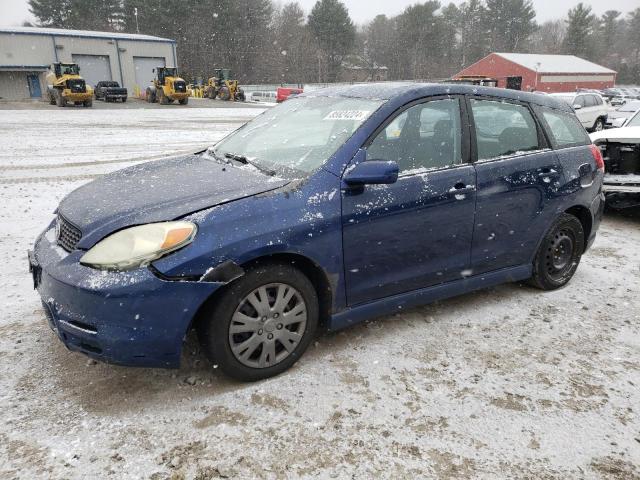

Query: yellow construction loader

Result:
[146,67,190,105]
[45,63,93,107]
[204,69,245,101]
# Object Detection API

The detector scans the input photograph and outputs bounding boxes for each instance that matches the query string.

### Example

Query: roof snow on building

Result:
[494,53,616,75]
[0,26,174,43]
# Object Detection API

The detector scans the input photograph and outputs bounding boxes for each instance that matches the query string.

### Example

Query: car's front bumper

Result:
[30,225,220,368]
[603,174,640,194]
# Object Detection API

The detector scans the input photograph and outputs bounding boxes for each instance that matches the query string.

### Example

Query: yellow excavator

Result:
[45,63,93,107]
[146,67,190,105]
[204,68,245,101]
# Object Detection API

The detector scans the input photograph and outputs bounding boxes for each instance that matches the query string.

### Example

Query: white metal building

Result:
[0,26,177,101]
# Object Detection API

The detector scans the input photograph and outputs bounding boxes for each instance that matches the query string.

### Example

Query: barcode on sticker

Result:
[323,110,371,121]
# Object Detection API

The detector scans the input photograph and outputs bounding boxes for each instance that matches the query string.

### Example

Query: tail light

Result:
[589,144,605,172]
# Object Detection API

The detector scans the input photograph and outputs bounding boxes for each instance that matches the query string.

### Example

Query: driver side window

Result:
[366,98,462,173]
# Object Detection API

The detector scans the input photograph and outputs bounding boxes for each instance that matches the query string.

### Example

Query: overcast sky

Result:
[1,0,638,27]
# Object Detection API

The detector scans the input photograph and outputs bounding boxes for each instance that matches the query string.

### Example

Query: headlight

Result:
[80,221,197,271]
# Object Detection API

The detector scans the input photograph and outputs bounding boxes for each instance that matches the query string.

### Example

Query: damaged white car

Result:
[590,116,640,209]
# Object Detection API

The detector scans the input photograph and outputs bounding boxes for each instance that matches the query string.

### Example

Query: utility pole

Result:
[134,7,140,34]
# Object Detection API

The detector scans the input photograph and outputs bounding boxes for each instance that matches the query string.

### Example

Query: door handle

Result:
[449,182,476,194]
[537,168,559,177]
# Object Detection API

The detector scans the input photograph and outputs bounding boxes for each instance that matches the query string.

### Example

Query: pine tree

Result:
[563,3,596,59]
[458,0,487,66]
[308,0,355,82]
[484,0,536,52]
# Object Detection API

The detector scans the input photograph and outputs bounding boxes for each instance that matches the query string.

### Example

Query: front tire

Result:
[218,86,231,101]
[529,213,585,290]
[54,90,66,107]
[197,263,319,381]
[83,98,92,107]
[179,97,188,105]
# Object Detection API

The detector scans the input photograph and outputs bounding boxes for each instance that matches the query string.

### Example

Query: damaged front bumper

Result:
[603,174,640,193]
[30,226,222,368]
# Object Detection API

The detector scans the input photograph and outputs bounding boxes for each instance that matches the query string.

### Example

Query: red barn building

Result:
[453,53,616,92]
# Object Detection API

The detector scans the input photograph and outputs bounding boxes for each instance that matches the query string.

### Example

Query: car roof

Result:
[302,82,572,112]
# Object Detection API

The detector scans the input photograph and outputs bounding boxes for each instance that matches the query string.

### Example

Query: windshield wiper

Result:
[224,152,276,176]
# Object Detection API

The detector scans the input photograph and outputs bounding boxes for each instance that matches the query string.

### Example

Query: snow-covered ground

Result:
[1,107,639,479]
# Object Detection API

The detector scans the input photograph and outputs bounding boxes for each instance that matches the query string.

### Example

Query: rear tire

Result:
[197,262,319,381]
[179,97,188,105]
[83,99,92,107]
[592,117,605,132]
[529,213,585,290]
[146,87,156,103]
[122,97,127,103]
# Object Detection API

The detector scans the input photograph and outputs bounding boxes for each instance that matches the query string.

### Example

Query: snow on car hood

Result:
[58,154,288,249]
[590,126,640,143]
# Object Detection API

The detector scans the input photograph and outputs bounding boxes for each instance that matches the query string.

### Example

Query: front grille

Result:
[67,79,86,93]
[174,81,186,93]
[57,214,82,252]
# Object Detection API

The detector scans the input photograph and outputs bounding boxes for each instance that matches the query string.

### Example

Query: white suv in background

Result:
[549,92,609,132]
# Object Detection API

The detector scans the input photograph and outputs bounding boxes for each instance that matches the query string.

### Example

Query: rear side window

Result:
[539,108,590,149]
[584,95,596,107]
[469,99,540,160]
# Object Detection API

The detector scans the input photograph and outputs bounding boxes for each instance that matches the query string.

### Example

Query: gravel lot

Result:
[0,105,639,480]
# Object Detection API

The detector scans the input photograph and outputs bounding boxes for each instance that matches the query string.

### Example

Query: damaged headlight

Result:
[80,221,197,271]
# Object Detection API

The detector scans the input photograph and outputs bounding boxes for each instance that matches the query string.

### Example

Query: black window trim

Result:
[464,94,551,164]
[361,94,472,177]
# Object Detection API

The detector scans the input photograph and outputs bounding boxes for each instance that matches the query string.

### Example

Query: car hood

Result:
[591,126,640,143]
[58,153,288,248]
[607,110,632,119]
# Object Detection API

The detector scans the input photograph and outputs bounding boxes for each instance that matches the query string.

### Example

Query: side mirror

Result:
[573,104,582,110]
[152,68,156,73]
[344,160,399,186]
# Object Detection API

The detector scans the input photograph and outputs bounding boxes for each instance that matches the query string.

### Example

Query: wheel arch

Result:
[191,252,333,333]
[564,205,592,252]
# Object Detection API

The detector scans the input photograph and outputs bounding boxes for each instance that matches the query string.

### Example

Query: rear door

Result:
[342,96,477,305]
[583,94,599,127]
[467,96,564,274]
[572,95,589,127]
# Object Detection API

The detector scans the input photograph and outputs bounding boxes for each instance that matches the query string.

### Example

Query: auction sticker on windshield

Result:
[323,110,371,121]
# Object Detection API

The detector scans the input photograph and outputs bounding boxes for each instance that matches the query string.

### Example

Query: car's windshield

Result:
[619,101,640,112]
[61,64,79,75]
[213,95,385,177]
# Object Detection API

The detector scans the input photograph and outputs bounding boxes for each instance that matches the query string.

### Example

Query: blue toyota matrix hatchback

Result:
[30,84,605,380]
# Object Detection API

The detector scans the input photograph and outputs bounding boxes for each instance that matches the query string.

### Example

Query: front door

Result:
[27,74,41,98]
[467,96,564,274]
[342,97,477,306]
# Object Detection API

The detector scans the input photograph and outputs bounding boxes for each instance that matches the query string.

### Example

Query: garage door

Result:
[134,56,166,92]
[72,54,112,88]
